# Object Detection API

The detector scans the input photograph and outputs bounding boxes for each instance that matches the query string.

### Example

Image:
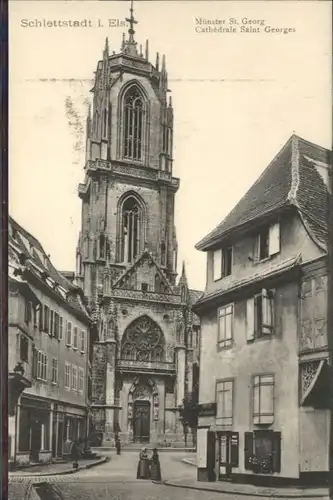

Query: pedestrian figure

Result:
[136,448,150,479]
[70,440,80,469]
[150,448,162,482]
[115,436,121,455]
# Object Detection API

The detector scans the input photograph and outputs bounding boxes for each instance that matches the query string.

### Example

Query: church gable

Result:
[113,250,174,294]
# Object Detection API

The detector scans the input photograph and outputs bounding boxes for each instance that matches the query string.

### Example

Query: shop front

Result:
[17,396,52,466]
[14,396,87,466]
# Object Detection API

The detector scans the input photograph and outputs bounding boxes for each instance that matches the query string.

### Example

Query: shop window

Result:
[218,432,239,467]
[244,430,281,473]
[18,407,31,451]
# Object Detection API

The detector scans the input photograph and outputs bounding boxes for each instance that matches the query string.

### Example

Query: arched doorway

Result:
[127,375,159,443]
[121,316,164,443]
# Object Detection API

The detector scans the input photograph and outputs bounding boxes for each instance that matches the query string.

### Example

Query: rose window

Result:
[121,316,165,362]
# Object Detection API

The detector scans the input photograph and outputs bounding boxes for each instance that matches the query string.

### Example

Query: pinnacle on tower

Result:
[104,37,109,57]
[181,260,187,279]
[156,52,159,70]
[145,40,149,60]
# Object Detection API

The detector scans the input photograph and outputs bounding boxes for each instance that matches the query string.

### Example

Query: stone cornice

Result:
[111,288,182,306]
[82,159,179,192]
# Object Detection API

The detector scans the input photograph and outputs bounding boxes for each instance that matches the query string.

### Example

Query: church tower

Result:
[76,2,201,446]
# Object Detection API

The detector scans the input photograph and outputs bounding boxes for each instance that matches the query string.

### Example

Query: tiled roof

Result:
[196,135,330,251]
[8,216,90,320]
[194,255,301,311]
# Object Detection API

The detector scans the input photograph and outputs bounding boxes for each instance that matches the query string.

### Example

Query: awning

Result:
[301,359,330,408]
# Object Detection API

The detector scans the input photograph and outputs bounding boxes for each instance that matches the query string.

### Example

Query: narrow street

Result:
[31,452,328,500]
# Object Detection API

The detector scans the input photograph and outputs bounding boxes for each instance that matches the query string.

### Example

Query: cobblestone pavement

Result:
[9,452,329,500]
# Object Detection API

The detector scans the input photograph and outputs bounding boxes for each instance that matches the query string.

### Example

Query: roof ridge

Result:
[287,135,300,203]
[295,134,331,154]
[196,135,294,250]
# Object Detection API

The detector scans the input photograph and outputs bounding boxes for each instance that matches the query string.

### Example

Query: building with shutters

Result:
[74,5,201,447]
[193,135,331,486]
[8,217,93,467]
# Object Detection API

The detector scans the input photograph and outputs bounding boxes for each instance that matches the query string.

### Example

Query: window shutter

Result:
[59,317,63,340]
[244,432,253,470]
[54,313,59,339]
[39,306,43,331]
[246,298,255,341]
[269,222,280,256]
[262,288,272,334]
[24,300,29,324]
[230,432,239,467]
[213,249,222,281]
[49,310,54,337]
[272,432,281,473]
[32,346,37,377]
[44,306,49,332]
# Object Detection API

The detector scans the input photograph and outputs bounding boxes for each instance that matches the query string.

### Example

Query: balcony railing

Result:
[117,359,176,374]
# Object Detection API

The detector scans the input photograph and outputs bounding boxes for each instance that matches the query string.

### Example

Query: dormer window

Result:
[213,246,233,281]
[257,222,280,261]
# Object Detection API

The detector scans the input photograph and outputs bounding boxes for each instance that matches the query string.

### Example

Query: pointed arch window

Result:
[123,86,145,161]
[121,196,144,263]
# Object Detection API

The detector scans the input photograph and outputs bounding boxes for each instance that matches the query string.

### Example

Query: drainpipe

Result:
[328,151,333,498]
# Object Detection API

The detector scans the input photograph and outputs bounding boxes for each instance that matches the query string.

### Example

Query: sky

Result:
[9,0,332,291]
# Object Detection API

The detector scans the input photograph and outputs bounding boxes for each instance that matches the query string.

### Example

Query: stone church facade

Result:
[75,12,201,446]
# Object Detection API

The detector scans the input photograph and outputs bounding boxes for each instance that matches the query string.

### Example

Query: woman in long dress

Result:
[150,448,162,482]
[137,448,150,479]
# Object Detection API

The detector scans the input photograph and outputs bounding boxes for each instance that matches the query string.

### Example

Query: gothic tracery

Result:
[123,85,146,161]
[121,316,165,362]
